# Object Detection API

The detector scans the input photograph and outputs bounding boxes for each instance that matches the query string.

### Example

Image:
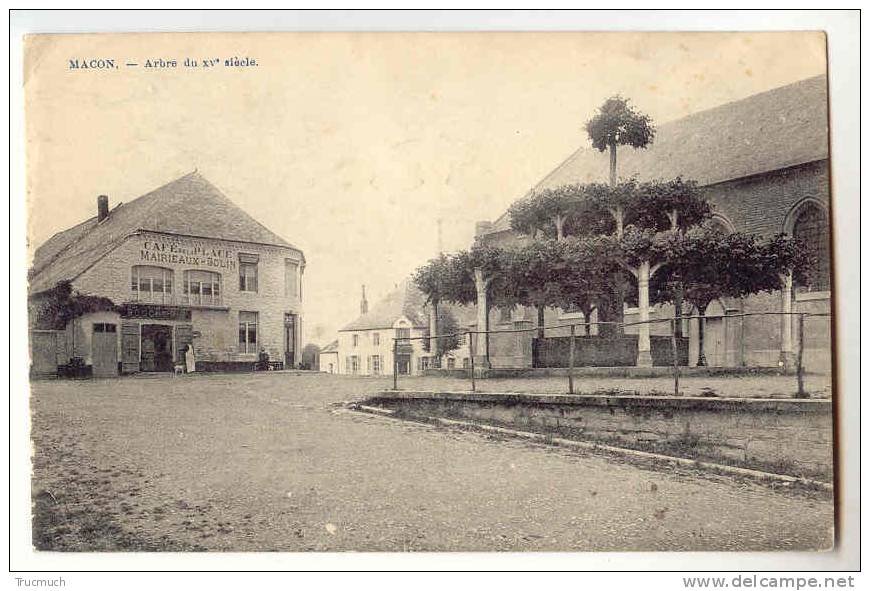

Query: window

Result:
[462,358,470,369]
[93,323,117,333]
[352,334,359,347]
[418,357,430,372]
[447,358,456,369]
[239,254,259,292]
[792,204,830,292]
[372,332,380,346]
[131,266,173,304]
[396,327,411,344]
[371,355,381,375]
[238,311,258,354]
[183,270,222,306]
[346,355,359,375]
[285,259,299,298]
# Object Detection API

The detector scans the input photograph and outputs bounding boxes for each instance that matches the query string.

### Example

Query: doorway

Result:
[396,354,411,375]
[92,323,118,377]
[140,324,174,372]
[284,313,296,369]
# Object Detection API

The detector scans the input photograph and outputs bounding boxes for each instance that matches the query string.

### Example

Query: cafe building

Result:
[28,171,305,376]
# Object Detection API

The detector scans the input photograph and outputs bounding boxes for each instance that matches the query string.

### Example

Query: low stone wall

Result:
[365,391,833,481]
[532,335,690,367]
[422,366,788,379]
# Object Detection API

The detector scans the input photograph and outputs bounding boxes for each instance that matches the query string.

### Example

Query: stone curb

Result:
[347,404,833,491]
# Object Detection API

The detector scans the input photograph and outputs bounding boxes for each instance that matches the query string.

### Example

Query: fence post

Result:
[671,317,680,397]
[468,331,476,392]
[392,338,398,391]
[796,313,807,398]
[568,324,575,395]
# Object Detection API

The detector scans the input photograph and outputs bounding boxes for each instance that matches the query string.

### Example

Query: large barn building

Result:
[469,75,832,372]
[28,172,305,376]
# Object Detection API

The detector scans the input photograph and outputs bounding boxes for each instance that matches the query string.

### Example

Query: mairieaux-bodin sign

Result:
[139,239,237,270]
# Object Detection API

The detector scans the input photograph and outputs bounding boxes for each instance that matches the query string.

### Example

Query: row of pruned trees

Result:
[413,95,810,366]
[413,180,809,366]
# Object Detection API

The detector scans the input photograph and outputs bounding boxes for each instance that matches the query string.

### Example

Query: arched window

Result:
[131,266,173,303]
[708,215,735,234]
[183,270,222,306]
[792,203,830,292]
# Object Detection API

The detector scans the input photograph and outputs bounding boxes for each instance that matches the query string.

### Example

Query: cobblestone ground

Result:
[30,373,833,552]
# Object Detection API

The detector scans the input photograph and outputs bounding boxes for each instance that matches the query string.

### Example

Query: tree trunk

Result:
[555,215,564,241]
[580,304,595,336]
[429,301,439,367]
[485,300,491,364]
[673,289,684,339]
[609,141,617,187]
[697,304,708,367]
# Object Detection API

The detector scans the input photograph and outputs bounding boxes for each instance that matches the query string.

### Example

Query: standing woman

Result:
[185,344,196,373]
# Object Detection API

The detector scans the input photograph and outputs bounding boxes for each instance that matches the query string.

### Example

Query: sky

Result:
[24,31,827,345]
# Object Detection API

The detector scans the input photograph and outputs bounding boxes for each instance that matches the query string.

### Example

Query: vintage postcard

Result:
[19,25,846,565]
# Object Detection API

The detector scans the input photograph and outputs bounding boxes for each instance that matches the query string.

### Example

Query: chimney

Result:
[360,285,369,315]
[97,195,109,221]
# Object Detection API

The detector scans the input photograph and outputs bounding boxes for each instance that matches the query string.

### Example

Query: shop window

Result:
[131,266,173,304]
[239,254,259,293]
[183,270,222,306]
[792,203,830,292]
[238,311,258,354]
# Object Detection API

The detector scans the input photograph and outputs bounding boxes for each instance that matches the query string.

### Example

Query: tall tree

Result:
[585,95,655,187]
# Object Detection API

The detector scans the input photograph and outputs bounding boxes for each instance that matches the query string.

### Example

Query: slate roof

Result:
[340,279,429,332]
[29,171,303,294]
[320,340,339,354]
[484,75,830,235]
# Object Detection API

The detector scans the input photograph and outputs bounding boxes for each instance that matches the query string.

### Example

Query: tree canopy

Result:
[585,95,656,152]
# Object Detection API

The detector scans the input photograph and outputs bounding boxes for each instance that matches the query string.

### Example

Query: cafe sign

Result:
[120,303,192,321]
[139,238,237,270]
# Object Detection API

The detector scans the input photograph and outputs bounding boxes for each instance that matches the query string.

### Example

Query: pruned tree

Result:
[657,226,809,366]
[585,95,655,186]
[508,184,584,241]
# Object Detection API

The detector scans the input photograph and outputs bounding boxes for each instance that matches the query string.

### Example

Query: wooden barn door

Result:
[92,323,119,377]
[121,322,140,374]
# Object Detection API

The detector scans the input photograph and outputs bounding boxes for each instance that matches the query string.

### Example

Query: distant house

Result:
[28,172,305,376]
[319,340,339,373]
[337,281,466,376]
[474,75,831,371]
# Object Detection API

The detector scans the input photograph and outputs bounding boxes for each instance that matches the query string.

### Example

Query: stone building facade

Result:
[28,172,305,376]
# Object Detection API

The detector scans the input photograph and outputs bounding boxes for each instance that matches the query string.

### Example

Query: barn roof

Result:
[484,75,830,235]
[29,171,303,294]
